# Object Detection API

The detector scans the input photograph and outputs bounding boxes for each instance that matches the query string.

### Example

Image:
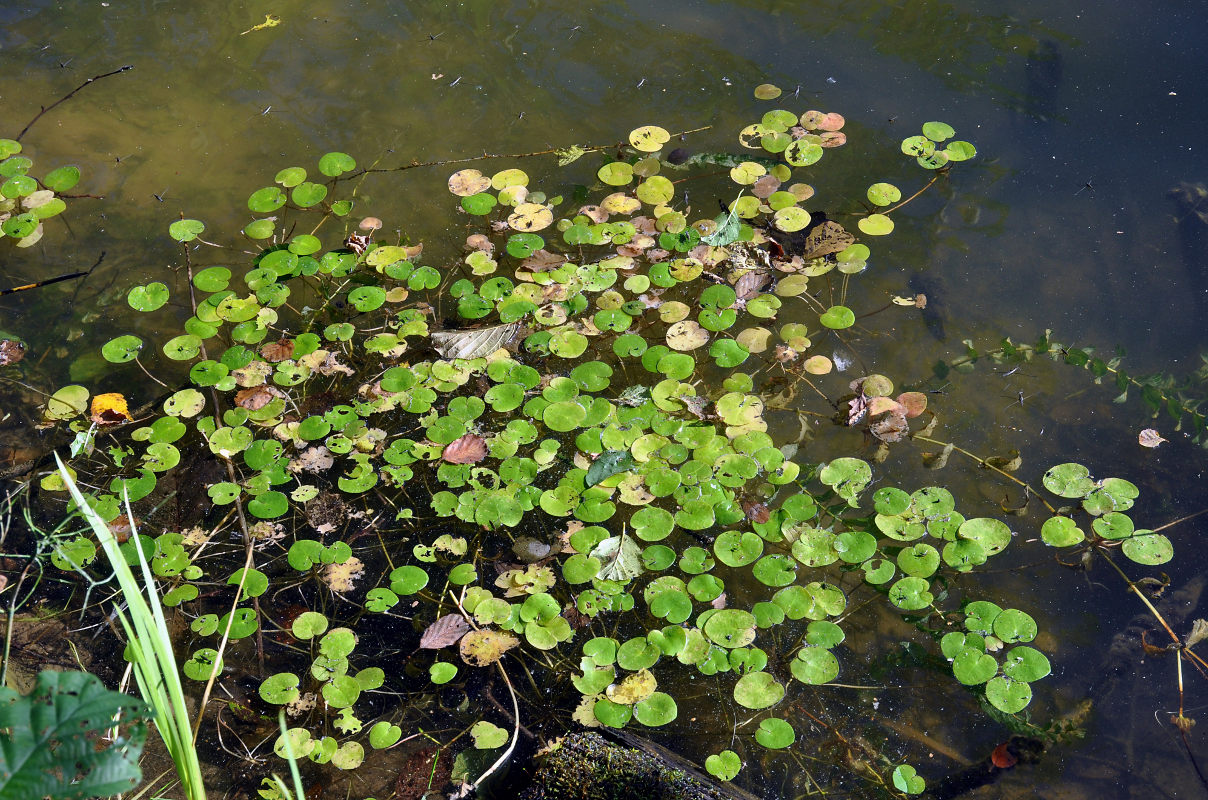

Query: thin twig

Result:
[357,125,713,178]
[17,66,134,142]
[882,173,942,216]
[910,434,1057,513]
[0,251,105,296]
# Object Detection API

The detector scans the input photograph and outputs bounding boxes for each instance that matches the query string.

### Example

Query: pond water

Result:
[2,1,1207,798]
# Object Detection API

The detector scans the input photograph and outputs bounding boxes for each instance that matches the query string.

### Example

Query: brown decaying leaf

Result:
[870,411,908,443]
[459,629,519,666]
[519,249,568,272]
[733,269,771,301]
[819,131,847,148]
[1138,428,1167,448]
[260,339,295,362]
[323,556,364,593]
[465,233,493,252]
[801,221,855,260]
[291,446,335,473]
[236,385,286,411]
[420,614,471,649]
[0,339,26,366]
[441,433,488,464]
[847,394,868,426]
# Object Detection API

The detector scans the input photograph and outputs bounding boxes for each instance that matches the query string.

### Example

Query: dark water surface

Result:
[2,1,1207,798]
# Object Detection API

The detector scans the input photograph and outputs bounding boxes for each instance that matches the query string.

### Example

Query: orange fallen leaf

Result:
[90,392,131,425]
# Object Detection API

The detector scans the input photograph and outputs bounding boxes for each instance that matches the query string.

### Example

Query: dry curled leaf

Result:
[431,322,520,360]
[90,392,131,425]
[1138,428,1167,448]
[847,394,868,426]
[420,614,470,650]
[442,434,488,464]
[459,629,519,667]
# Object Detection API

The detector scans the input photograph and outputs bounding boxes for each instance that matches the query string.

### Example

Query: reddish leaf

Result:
[742,501,770,524]
[420,615,470,650]
[991,743,1017,769]
[897,392,928,419]
[579,205,609,224]
[442,434,488,464]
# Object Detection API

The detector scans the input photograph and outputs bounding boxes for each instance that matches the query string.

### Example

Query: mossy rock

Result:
[517,732,749,800]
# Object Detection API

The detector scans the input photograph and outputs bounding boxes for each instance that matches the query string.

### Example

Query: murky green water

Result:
[2,1,1206,798]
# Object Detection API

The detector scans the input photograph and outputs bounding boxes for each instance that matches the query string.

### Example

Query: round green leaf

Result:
[101,335,143,363]
[733,671,784,709]
[633,692,677,726]
[169,219,205,242]
[319,151,356,177]
[755,718,795,749]
[127,283,169,312]
[819,306,855,329]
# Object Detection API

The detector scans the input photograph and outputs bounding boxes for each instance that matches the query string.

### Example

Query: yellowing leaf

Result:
[459,629,519,666]
[240,14,280,35]
[666,320,709,351]
[606,669,657,705]
[90,392,131,425]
